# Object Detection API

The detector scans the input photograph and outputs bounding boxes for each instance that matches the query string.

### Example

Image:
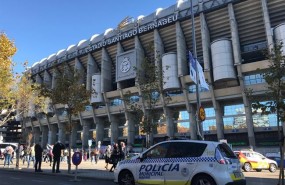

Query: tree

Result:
[123,46,170,148]
[0,32,17,126]
[247,42,285,185]
[37,66,91,173]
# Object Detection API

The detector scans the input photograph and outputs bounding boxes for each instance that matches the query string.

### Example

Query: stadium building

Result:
[23,0,285,152]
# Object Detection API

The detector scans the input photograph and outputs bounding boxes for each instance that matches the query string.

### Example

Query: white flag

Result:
[189,51,197,84]
[197,61,209,90]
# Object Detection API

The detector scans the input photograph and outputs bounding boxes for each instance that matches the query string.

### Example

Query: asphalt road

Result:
[244,170,283,185]
[0,170,116,185]
[0,165,283,185]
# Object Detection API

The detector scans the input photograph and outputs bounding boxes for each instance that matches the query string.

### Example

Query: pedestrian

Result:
[109,143,120,172]
[22,145,28,165]
[3,145,14,168]
[34,143,43,172]
[90,149,95,163]
[46,144,53,166]
[27,143,35,168]
[104,145,112,170]
[83,150,88,161]
[52,141,65,173]
[120,142,126,160]
[94,148,100,164]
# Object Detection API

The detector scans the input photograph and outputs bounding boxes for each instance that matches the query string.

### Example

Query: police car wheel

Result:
[269,163,277,173]
[118,170,135,185]
[192,174,216,185]
[243,162,252,172]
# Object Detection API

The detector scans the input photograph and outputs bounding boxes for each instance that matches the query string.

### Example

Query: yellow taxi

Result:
[234,150,277,172]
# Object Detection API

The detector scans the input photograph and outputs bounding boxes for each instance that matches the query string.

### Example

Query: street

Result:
[0,158,284,185]
[0,169,283,185]
[0,170,116,185]
[244,170,282,185]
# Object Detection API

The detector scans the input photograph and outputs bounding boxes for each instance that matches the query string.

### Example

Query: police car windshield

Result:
[217,143,236,158]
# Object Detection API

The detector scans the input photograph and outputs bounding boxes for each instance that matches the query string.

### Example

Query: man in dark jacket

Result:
[34,143,43,172]
[52,141,65,173]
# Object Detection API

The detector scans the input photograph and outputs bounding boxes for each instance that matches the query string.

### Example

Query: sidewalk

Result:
[0,158,114,181]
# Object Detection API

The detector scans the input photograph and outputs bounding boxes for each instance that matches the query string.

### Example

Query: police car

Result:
[114,140,245,185]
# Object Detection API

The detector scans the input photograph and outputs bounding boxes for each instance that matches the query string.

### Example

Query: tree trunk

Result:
[67,113,72,174]
[68,133,72,174]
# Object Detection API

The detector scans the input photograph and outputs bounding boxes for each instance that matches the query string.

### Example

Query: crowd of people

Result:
[1,140,129,173]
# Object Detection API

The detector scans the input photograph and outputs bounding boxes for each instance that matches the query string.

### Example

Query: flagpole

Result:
[191,0,204,140]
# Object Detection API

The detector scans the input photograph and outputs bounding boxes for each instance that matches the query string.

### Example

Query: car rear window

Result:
[217,143,237,158]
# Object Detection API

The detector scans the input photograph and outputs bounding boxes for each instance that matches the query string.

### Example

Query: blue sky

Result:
[0,0,176,74]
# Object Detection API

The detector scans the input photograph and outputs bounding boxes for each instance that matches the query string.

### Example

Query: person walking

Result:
[94,148,100,164]
[34,143,43,172]
[46,144,53,166]
[52,141,65,173]
[27,143,35,168]
[109,143,120,172]
[104,145,112,170]
[3,145,14,168]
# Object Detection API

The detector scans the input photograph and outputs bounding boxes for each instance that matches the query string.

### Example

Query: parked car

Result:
[266,152,285,168]
[114,140,245,185]
[234,150,277,172]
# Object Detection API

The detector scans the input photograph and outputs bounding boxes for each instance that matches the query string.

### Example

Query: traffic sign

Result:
[72,152,82,166]
[199,106,206,121]
[88,139,92,147]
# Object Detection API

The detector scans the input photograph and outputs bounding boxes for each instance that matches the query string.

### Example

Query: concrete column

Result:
[33,127,41,144]
[48,124,57,145]
[36,74,43,84]
[95,118,104,144]
[200,12,224,140]
[228,3,256,148]
[215,101,224,141]
[41,125,49,147]
[87,53,98,91]
[154,29,164,66]
[116,42,124,89]
[135,36,145,85]
[43,70,52,88]
[260,0,274,51]
[176,21,188,76]
[82,120,91,149]
[176,21,192,138]
[101,48,112,92]
[165,108,175,138]
[126,112,135,146]
[190,105,197,140]
[51,68,59,89]
[110,115,119,144]
[58,123,66,144]
[75,58,85,84]
[71,122,80,148]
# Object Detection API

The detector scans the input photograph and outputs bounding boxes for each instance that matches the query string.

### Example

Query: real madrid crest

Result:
[120,57,131,73]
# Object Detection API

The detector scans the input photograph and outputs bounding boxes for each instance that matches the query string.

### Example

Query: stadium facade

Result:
[23,0,285,152]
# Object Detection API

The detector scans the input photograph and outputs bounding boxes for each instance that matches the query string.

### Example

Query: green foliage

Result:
[123,46,170,136]
[249,42,285,121]
[37,67,91,116]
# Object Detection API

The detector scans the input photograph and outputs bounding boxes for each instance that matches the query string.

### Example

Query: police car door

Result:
[137,142,169,185]
[164,142,204,185]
